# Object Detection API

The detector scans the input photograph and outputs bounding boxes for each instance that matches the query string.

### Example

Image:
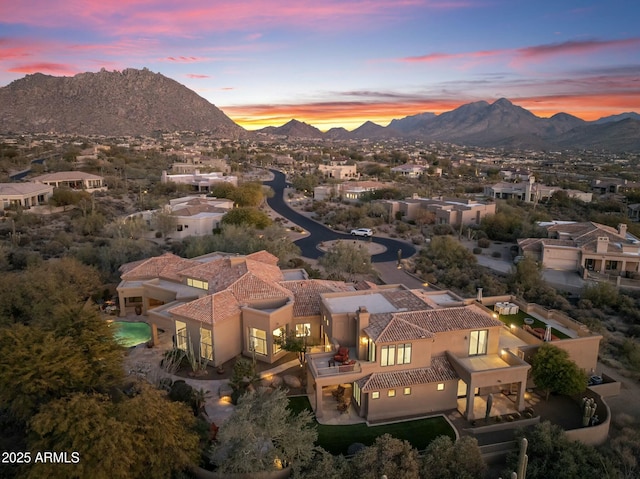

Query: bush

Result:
[491,251,502,258]
[477,238,491,248]
[473,247,482,254]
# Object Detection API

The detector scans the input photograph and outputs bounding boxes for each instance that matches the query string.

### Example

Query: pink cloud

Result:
[186,73,210,78]
[2,1,466,37]
[165,56,204,63]
[400,37,640,64]
[515,37,640,59]
[7,62,78,76]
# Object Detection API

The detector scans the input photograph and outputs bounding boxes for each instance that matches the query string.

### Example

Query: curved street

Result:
[264,170,416,262]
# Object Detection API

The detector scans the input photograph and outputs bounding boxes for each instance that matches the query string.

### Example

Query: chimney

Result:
[618,223,628,237]
[596,237,609,254]
[357,306,370,330]
[356,306,370,360]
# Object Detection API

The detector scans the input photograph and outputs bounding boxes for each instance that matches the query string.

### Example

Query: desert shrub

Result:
[473,247,482,254]
[491,251,502,258]
[477,237,491,248]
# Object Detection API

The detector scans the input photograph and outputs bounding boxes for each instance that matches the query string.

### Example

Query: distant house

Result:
[0,182,54,212]
[518,221,640,276]
[318,162,358,180]
[131,195,233,240]
[31,171,107,193]
[485,176,592,203]
[313,181,385,202]
[378,196,496,226]
[161,170,238,191]
[390,163,427,178]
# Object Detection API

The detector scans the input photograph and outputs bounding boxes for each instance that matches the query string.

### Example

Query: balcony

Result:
[308,351,362,377]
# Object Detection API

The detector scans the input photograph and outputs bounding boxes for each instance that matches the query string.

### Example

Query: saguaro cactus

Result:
[582,397,597,426]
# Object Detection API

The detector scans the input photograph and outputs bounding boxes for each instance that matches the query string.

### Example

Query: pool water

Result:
[111,321,151,347]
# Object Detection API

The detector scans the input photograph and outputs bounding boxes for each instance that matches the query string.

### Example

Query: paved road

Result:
[264,170,416,262]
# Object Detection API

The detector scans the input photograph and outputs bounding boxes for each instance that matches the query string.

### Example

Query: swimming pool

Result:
[111,321,151,347]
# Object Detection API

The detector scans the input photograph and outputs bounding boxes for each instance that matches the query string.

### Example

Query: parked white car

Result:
[350,228,373,237]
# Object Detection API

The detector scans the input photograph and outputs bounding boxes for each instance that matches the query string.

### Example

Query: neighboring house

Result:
[31,171,107,192]
[484,176,592,203]
[170,158,230,174]
[628,203,640,222]
[131,196,234,240]
[591,178,640,195]
[318,162,358,180]
[161,170,238,191]
[378,196,496,226]
[117,251,602,427]
[313,181,385,203]
[390,163,428,178]
[518,221,640,276]
[0,182,54,211]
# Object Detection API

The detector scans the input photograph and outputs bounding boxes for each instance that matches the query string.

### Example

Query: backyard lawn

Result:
[288,396,455,455]
[497,310,570,339]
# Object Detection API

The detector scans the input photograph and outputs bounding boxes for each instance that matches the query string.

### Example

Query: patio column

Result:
[515,381,526,412]
[314,385,324,419]
[151,323,159,346]
[464,381,475,421]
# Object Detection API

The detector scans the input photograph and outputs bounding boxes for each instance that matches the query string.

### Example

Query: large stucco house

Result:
[518,221,640,277]
[117,250,602,425]
[30,171,107,192]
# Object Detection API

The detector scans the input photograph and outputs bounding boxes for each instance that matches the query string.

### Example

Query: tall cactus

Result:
[582,397,597,426]
[500,437,528,479]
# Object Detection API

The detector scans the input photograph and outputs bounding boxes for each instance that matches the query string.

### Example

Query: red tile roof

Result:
[280,280,355,317]
[358,356,458,391]
[168,290,240,324]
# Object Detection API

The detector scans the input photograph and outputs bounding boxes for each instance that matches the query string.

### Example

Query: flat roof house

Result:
[0,182,54,212]
[31,171,107,193]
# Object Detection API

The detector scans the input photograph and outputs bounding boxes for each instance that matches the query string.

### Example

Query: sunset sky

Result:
[1,1,639,131]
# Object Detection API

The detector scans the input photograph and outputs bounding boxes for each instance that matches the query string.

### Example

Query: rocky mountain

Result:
[594,112,640,124]
[388,112,436,133]
[0,68,245,137]
[259,119,323,138]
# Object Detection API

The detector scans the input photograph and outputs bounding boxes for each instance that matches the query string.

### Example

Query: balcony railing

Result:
[308,352,362,377]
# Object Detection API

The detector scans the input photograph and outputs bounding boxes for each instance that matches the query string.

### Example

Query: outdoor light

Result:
[492,313,498,319]
[510,324,516,329]
[500,349,507,356]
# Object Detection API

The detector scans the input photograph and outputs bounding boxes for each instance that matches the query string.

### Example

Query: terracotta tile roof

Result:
[280,280,355,317]
[168,290,240,325]
[380,289,434,311]
[364,305,501,343]
[246,250,280,266]
[120,253,196,281]
[357,356,458,391]
[229,273,291,303]
[354,280,378,290]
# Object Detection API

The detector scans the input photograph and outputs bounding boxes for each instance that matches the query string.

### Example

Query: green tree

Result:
[318,240,374,281]
[27,384,200,479]
[350,434,420,479]
[295,448,350,479]
[421,435,486,479]
[210,388,317,475]
[152,209,178,237]
[221,207,272,229]
[531,343,587,400]
[505,422,612,479]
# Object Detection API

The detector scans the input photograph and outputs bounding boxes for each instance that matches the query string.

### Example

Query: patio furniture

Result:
[338,360,356,373]
[332,385,346,399]
[334,347,349,362]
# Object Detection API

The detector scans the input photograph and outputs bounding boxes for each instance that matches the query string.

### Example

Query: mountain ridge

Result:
[1,68,638,151]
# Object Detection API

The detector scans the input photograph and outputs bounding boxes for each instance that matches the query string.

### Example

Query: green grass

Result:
[497,310,570,339]
[288,396,455,455]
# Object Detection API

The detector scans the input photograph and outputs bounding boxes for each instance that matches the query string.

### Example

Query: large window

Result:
[381,344,411,366]
[368,340,376,362]
[249,327,267,355]
[176,321,188,351]
[469,329,488,356]
[381,345,396,367]
[353,382,361,406]
[200,327,213,361]
[397,343,412,365]
[272,328,284,354]
[295,323,311,337]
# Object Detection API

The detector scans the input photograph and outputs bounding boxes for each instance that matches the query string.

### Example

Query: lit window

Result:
[388,389,396,397]
[404,387,411,395]
[372,392,380,399]
[187,278,209,291]
[437,383,445,391]
[249,328,267,355]
[381,345,396,367]
[397,343,412,364]
[295,323,311,337]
